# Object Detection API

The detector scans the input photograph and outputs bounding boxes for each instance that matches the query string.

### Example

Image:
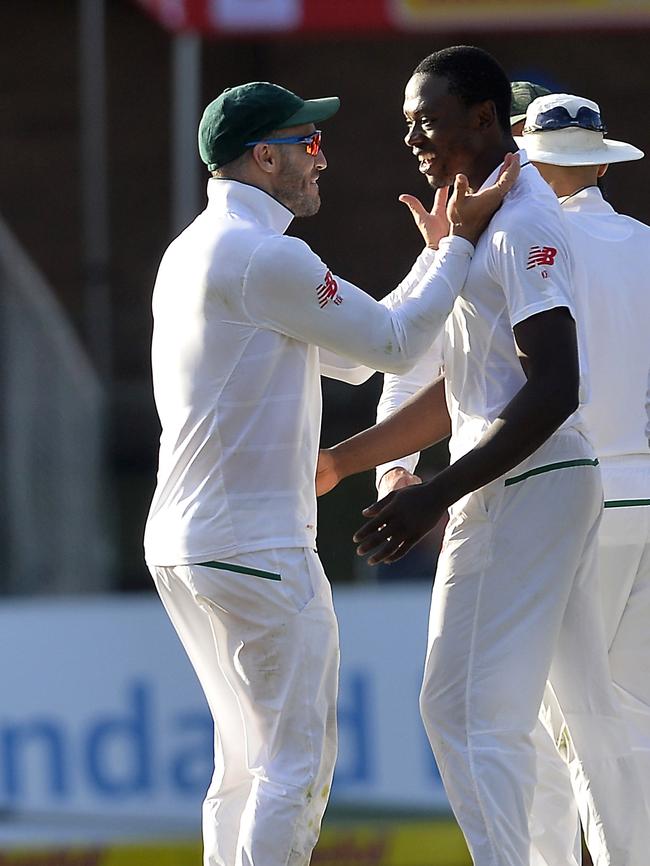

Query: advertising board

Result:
[0,585,447,829]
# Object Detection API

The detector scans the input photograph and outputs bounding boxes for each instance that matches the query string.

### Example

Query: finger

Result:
[381,537,417,564]
[495,152,520,191]
[431,186,450,218]
[356,531,390,558]
[353,510,390,544]
[398,194,428,222]
[360,535,405,565]
[454,174,470,201]
[356,522,394,555]
[472,156,519,209]
[360,493,393,519]
[496,151,514,177]
[498,151,519,180]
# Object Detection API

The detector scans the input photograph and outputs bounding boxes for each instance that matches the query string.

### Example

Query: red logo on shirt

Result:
[317,270,343,308]
[526,246,557,269]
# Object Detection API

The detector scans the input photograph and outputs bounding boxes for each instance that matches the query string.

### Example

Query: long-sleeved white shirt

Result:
[144,178,474,564]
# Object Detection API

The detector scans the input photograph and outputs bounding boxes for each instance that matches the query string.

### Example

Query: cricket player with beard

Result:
[317,47,648,865]
[143,81,518,866]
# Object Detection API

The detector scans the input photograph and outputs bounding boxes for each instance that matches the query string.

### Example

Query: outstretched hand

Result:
[447,151,520,246]
[353,481,447,565]
[399,186,450,249]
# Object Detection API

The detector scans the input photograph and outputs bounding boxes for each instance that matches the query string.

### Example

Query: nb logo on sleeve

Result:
[526,246,558,270]
[316,270,343,308]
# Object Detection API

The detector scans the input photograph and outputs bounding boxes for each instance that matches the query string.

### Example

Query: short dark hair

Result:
[413,46,512,133]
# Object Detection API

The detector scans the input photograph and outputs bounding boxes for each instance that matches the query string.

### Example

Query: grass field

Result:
[0,808,596,865]
[0,811,471,866]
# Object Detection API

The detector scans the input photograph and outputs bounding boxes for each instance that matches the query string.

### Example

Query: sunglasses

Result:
[523,106,607,135]
[245,129,322,157]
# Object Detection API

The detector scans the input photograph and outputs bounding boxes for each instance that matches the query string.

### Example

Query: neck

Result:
[467,135,518,191]
[558,184,598,202]
[215,165,278,200]
[532,163,601,197]
[550,178,598,198]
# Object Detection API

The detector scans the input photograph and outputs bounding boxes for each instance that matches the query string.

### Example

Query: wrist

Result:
[427,465,466,510]
[449,224,480,247]
[439,234,475,256]
[329,442,355,483]
[381,466,411,483]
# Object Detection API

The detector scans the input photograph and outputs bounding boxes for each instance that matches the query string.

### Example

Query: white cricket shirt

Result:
[144,179,474,564]
[376,154,588,482]
[560,187,650,463]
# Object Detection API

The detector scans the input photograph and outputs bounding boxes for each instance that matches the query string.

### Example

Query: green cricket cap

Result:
[510,81,552,125]
[198,81,340,171]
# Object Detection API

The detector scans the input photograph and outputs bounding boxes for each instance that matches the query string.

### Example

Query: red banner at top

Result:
[134,0,393,35]
[134,0,650,35]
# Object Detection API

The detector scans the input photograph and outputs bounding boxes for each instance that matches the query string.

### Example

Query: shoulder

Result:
[498,166,563,226]
[565,202,650,250]
[489,169,569,252]
[248,233,324,274]
[244,233,329,295]
[617,212,650,236]
[198,215,291,280]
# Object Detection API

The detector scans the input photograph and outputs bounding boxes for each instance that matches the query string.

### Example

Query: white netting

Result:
[0,216,110,594]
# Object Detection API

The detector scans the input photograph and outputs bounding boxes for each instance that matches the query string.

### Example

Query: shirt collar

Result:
[206,178,294,234]
[558,185,614,214]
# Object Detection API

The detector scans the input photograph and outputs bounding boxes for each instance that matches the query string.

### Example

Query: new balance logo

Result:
[526,246,557,269]
[317,270,343,308]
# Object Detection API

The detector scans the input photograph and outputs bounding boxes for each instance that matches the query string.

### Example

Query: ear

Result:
[597,164,608,178]
[473,100,498,131]
[250,143,278,175]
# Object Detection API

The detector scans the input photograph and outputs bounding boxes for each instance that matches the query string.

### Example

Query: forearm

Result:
[319,348,376,385]
[375,339,443,484]
[427,376,578,508]
[330,377,450,481]
[380,247,437,311]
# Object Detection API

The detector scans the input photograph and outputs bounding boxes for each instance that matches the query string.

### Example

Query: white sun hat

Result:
[515,93,644,166]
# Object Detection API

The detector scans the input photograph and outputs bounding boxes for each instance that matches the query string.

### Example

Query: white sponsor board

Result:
[0,585,448,827]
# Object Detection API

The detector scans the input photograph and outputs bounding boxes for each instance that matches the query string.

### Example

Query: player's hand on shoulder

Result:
[448,151,520,246]
[399,186,450,250]
[377,466,421,500]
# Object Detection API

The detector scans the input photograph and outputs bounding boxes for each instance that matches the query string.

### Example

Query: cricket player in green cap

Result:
[144,80,518,865]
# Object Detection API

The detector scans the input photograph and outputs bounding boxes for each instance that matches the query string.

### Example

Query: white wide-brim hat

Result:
[515,93,644,166]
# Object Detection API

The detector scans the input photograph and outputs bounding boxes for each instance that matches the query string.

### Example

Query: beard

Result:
[274,154,321,217]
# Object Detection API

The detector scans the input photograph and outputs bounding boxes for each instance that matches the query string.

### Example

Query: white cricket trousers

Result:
[149,548,340,866]
[530,456,650,866]
[419,430,643,866]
